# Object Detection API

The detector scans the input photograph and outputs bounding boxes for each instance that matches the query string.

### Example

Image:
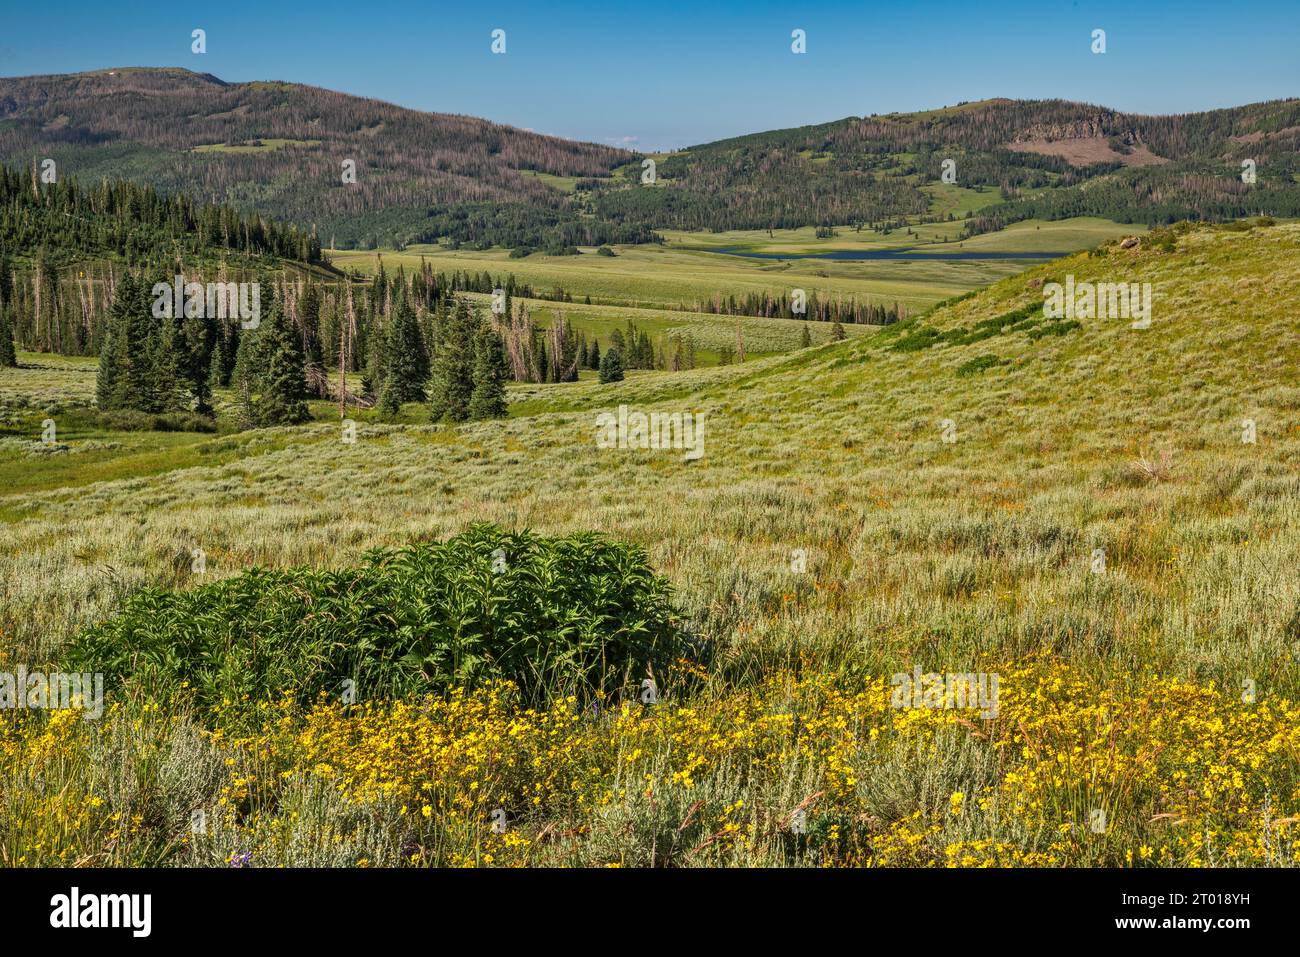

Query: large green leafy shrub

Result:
[66,524,683,719]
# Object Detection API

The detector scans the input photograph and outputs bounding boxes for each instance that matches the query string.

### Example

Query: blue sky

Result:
[2,0,1297,150]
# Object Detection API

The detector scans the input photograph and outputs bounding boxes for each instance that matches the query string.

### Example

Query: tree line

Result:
[78,260,721,432]
[691,290,904,325]
[963,165,1300,237]
[0,162,322,267]
[87,263,514,428]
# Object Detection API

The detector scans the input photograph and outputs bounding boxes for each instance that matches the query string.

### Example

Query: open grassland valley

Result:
[2,217,1299,869]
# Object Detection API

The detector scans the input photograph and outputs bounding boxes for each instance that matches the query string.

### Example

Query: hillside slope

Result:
[3,221,1296,684]
[3,220,1297,867]
[599,97,1300,231]
[0,67,641,249]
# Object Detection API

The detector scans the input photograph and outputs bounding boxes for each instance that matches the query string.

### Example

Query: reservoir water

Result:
[691,245,1069,262]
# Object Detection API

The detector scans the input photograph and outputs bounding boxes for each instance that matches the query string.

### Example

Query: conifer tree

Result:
[207,340,226,395]
[598,347,625,384]
[0,309,15,367]
[378,293,429,415]
[182,311,214,415]
[562,323,579,382]
[124,274,159,411]
[253,285,310,426]
[96,275,130,409]
[800,323,812,348]
[231,325,259,429]
[371,262,388,313]
[362,314,388,400]
[95,271,148,410]
[468,324,509,420]
[151,316,188,413]
[0,256,15,367]
[428,299,476,423]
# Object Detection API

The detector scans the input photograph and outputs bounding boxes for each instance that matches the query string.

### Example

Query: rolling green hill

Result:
[5,219,1296,680]
[2,219,1296,866]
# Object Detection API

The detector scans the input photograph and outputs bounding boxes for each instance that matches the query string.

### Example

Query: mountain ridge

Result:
[0,67,644,251]
[4,68,1299,248]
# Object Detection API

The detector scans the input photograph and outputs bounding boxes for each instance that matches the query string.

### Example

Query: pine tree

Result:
[207,340,226,395]
[468,325,509,420]
[428,299,476,423]
[598,347,625,384]
[378,293,429,415]
[800,323,812,348]
[831,320,847,341]
[361,313,388,399]
[0,309,15,367]
[219,324,239,384]
[232,321,262,393]
[95,272,140,410]
[588,338,600,370]
[253,285,310,426]
[182,311,214,415]
[0,255,15,367]
[151,316,188,413]
[95,293,123,409]
[371,261,388,314]
[231,325,259,428]
[124,273,159,411]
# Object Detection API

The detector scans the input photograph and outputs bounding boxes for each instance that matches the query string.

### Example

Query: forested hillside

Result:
[0,68,644,250]
[619,98,1300,233]
[5,71,1300,249]
[0,160,321,266]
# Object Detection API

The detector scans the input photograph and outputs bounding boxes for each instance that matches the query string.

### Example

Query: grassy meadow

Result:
[327,216,1142,316]
[1,220,1298,867]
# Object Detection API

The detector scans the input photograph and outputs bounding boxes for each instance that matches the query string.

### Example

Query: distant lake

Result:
[691,245,1069,262]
